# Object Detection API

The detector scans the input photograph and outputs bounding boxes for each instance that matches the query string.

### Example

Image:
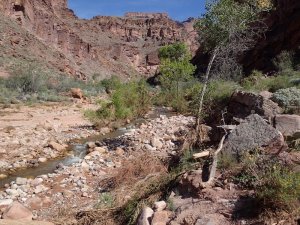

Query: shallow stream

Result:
[0,107,174,187]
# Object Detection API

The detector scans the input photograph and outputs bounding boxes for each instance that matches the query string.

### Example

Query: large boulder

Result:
[275,114,300,138]
[223,114,285,157]
[228,91,283,119]
[2,202,33,221]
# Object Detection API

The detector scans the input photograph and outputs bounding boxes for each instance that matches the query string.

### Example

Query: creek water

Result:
[0,107,174,188]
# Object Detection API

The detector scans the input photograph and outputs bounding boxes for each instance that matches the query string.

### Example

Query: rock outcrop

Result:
[228,90,283,119]
[0,0,198,79]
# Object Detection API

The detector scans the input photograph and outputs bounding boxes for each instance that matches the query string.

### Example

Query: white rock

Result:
[6,189,19,198]
[16,177,28,185]
[153,201,167,212]
[137,207,154,225]
[0,199,13,207]
[151,138,163,149]
[38,158,47,163]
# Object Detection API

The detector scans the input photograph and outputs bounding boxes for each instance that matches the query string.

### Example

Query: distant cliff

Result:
[0,0,198,79]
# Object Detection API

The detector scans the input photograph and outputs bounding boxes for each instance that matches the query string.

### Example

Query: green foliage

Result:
[0,62,105,104]
[195,0,262,52]
[226,151,300,212]
[241,70,299,92]
[166,197,176,211]
[5,64,48,94]
[158,43,196,113]
[218,152,239,170]
[112,80,151,119]
[85,79,152,122]
[256,165,300,210]
[192,80,239,117]
[159,43,189,61]
[101,76,122,93]
[272,87,300,109]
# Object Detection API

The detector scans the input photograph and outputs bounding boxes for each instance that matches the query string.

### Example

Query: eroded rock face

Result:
[0,0,198,79]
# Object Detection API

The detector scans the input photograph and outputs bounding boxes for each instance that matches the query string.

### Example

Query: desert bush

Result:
[272,87,300,109]
[101,75,122,93]
[228,151,300,212]
[85,79,152,122]
[112,80,151,119]
[96,192,115,209]
[193,79,239,119]
[0,62,106,104]
[256,164,300,211]
[241,70,298,92]
[5,64,48,94]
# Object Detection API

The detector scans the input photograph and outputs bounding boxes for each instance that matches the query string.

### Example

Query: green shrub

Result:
[5,65,47,94]
[228,151,300,212]
[241,70,295,92]
[0,62,106,104]
[256,165,300,210]
[101,76,122,93]
[85,79,152,122]
[272,87,300,108]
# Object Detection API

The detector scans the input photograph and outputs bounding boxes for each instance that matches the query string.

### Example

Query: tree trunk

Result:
[196,48,218,135]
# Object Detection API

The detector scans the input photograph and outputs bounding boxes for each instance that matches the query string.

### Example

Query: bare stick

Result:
[200,134,226,188]
[193,150,210,159]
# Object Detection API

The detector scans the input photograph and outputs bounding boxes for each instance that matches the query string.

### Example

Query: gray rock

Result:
[224,114,284,157]
[153,201,167,211]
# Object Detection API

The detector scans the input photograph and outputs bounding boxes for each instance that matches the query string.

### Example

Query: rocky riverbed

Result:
[0,110,194,224]
[0,102,101,176]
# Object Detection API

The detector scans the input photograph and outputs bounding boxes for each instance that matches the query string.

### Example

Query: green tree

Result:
[158,43,196,111]
[194,0,269,127]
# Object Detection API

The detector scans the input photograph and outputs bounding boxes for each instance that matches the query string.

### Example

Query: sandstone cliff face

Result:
[0,0,198,79]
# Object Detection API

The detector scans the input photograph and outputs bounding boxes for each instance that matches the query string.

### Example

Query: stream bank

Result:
[0,106,194,224]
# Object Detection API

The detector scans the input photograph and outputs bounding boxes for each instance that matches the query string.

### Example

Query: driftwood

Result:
[203,134,226,186]
[193,135,226,189]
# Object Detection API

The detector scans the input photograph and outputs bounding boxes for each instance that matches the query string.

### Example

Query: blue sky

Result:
[68,0,205,21]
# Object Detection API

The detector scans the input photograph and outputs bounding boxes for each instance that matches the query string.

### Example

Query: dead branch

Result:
[200,134,226,188]
[193,150,210,159]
